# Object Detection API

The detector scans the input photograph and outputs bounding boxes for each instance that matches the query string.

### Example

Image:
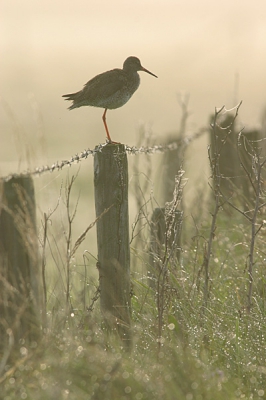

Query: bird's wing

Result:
[80,69,127,103]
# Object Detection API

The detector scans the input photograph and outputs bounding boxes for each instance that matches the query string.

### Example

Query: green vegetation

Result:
[2,209,266,399]
[1,107,266,399]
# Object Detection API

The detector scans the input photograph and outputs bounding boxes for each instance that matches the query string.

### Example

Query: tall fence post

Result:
[149,208,166,288]
[238,129,261,209]
[94,144,131,348]
[209,114,264,210]
[209,114,241,202]
[0,176,40,350]
[160,136,183,204]
[149,207,182,288]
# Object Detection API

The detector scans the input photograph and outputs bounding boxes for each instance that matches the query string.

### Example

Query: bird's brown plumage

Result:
[63,56,157,142]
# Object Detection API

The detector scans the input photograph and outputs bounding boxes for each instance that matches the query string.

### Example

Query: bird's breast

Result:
[101,72,140,110]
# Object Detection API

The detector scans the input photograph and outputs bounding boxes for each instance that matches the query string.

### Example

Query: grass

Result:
[2,201,266,399]
[1,107,266,399]
[2,226,266,400]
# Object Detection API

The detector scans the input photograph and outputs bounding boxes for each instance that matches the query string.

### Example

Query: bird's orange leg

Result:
[102,109,120,144]
[102,109,112,142]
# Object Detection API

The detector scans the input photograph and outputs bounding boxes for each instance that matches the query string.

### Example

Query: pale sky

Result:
[1,0,266,163]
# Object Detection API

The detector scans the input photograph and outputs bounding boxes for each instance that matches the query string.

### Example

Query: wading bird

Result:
[63,56,157,143]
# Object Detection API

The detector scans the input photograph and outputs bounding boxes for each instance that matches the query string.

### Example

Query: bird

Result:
[62,56,158,143]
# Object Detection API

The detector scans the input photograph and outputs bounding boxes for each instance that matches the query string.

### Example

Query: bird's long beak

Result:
[141,66,158,78]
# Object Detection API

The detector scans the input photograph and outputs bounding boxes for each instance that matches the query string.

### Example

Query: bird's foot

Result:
[106,139,121,145]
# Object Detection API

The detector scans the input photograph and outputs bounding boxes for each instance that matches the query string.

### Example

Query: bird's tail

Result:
[62,92,80,110]
[62,93,77,100]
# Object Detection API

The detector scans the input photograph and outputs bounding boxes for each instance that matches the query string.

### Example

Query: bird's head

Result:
[123,56,158,78]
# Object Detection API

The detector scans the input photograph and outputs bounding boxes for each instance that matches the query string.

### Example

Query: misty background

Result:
[1,0,266,172]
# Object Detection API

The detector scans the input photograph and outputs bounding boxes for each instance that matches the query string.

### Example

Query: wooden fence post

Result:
[209,114,264,210]
[209,114,241,201]
[94,144,131,347]
[160,136,183,204]
[149,208,165,287]
[149,207,182,288]
[0,176,40,349]
[238,129,261,210]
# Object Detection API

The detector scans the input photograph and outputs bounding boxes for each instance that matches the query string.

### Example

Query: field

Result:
[1,105,266,399]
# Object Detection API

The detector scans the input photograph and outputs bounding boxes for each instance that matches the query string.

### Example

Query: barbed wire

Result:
[1,128,207,182]
[125,128,206,155]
